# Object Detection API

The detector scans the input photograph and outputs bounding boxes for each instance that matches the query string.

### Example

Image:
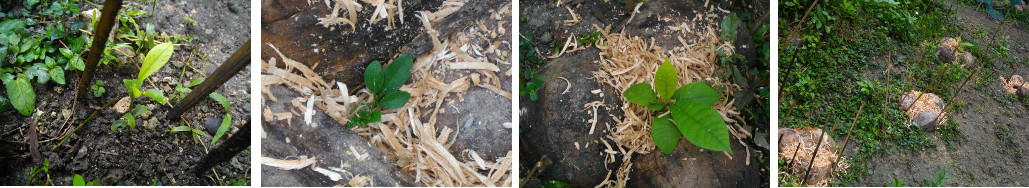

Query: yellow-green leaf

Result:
[138,43,174,83]
[654,58,678,100]
[210,114,231,146]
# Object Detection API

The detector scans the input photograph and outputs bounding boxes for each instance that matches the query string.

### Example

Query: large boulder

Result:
[520,48,623,187]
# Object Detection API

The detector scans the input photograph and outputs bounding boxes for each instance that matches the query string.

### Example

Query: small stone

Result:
[539,32,553,44]
[204,117,222,135]
[114,97,131,113]
[145,118,159,129]
[141,104,155,119]
[172,61,185,68]
[61,109,72,119]
[914,111,940,131]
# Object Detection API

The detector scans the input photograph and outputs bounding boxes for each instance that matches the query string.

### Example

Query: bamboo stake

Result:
[167,40,251,121]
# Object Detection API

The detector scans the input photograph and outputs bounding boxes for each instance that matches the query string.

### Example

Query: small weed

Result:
[348,55,413,128]
[226,179,248,186]
[72,174,96,186]
[208,92,232,145]
[519,34,546,101]
[921,163,951,187]
[91,80,106,97]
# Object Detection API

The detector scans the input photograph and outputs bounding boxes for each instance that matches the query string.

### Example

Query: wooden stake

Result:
[167,40,251,121]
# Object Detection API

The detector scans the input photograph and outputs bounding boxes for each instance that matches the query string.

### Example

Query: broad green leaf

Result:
[73,174,85,186]
[59,48,74,57]
[720,13,739,43]
[138,43,174,82]
[6,74,35,116]
[651,115,681,154]
[132,104,147,116]
[210,114,231,146]
[209,92,230,112]
[379,91,410,109]
[124,79,141,97]
[70,56,85,71]
[653,58,678,100]
[623,83,657,107]
[669,100,732,154]
[171,125,210,137]
[364,60,383,94]
[143,89,168,104]
[381,55,413,93]
[370,109,381,123]
[672,82,720,107]
[49,68,65,84]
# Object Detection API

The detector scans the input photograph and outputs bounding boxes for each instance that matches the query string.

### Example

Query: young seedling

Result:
[91,80,106,97]
[622,58,732,154]
[124,42,174,105]
[347,54,413,128]
[72,174,96,186]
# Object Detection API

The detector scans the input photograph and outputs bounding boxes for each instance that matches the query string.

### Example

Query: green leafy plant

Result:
[72,174,96,186]
[124,42,174,104]
[226,179,248,186]
[622,58,731,154]
[208,92,232,145]
[91,80,106,97]
[111,104,147,130]
[578,31,601,46]
[519,34,546,101]
[182,16,198,27]
[347,55,414,128]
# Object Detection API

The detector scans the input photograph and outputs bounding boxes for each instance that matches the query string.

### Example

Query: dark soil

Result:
[841,1,1029,186]
[0,0,251,186]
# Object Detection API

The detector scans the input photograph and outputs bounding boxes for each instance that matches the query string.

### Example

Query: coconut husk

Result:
[777,127,847,186]
[899,91,948,128]
[1000,75,1024,94]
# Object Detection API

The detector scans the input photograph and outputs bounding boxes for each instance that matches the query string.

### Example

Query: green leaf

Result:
[188,78,204,87]
[380,54,413,94]
[49,68,65,84]
[379,91,410,109]
[209,92,230,112]
[6,74,35,116]
[91,80,105,97]
[669,100,732,154]
[720,13,739,43]
[364,60,383,94]
[132,104,147,116]
[210,114,231,146]
[73,174,85,186]
[0,95,8,112]
[123,113,136,129]
[70,56,85,71]
[124,79,141,98]
[672,82,720,107]
[653,58,678,100]
[59,48,74,57]
[171,125,211,137]
[138,43,174,82]
[24,0,39,9]
[651,115,681,154]
[623,83,658,106]
[143,89,168,104]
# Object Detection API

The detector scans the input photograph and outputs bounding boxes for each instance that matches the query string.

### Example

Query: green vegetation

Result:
[622,58,731,154]
[348,54,413,128]
[91,80,106,97]
[0,0,89,116]
[519,34,545,101]
[72,174,96,186]
[779,0,982,185]
[225,179,247,186]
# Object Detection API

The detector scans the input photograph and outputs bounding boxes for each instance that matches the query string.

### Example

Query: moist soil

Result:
[838,1,1029,186]
[518,0,770,187]
[0,0,251,186]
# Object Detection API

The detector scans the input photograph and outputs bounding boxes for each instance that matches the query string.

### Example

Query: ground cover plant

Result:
[0,0,251,185]
[780,0,1029,186]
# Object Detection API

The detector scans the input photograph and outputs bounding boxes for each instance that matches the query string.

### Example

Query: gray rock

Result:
[937,45,955,63]
[914,111,940,131]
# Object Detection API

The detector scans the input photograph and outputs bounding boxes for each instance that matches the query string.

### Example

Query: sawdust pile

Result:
[777,127,847,186]
[589,22,747,187]
[312,0,469,31]
[898,91,948,128]
[263,0,512,186]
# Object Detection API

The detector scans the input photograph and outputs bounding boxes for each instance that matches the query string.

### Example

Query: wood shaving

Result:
[261,156,317,170]
[313,167,343,181]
